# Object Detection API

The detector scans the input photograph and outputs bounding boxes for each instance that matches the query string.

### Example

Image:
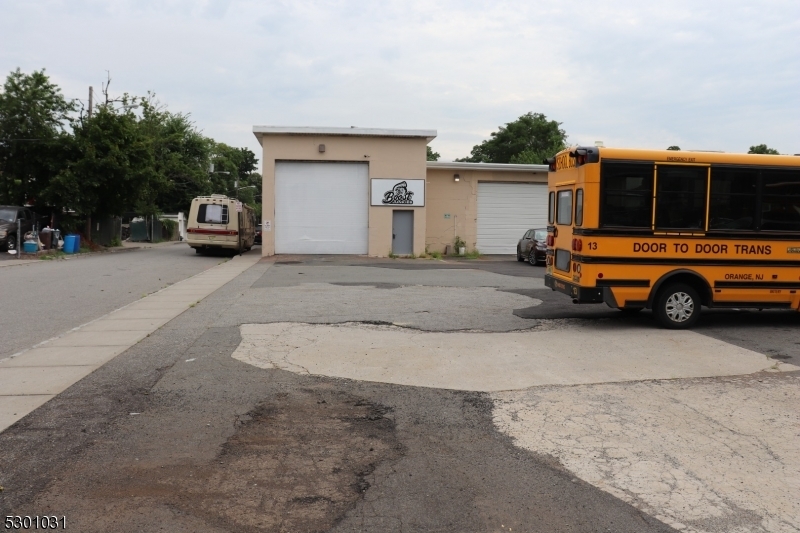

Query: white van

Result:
[187,195,257,254]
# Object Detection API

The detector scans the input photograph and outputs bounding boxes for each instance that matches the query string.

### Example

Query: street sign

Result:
[235,201,243,212]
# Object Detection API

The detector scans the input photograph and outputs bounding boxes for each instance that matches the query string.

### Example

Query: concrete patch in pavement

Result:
[232,322,795,392]
[493,374,800,533]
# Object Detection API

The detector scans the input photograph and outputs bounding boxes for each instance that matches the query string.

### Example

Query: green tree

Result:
[139,98,214,214]
[667,146,681,151]
[456,112,567,164]
[47,103,162,219]
[209,143,261,207]
[748,144,780,155]
[427,146,440,161]
[0,68,75,208]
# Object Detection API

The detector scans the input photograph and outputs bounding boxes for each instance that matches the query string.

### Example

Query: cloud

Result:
[1,0,797,162]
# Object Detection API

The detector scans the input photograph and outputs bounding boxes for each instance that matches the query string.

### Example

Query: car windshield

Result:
[0,208,17,222]
[534,230,546,240]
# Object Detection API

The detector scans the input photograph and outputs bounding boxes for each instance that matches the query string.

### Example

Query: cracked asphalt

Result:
[1,255,798,532]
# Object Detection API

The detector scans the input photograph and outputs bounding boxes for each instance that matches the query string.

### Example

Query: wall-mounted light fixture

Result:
[454,174,460,182]
[318,144,325,153]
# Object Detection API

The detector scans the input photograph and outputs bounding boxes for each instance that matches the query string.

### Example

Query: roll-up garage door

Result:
[275,162,369,254]
[476,182,548,254]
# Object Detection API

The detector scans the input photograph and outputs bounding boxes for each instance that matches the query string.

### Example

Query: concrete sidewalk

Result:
[0,253,263,432]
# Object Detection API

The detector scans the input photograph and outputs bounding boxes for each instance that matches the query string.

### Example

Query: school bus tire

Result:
[654,283,701,329]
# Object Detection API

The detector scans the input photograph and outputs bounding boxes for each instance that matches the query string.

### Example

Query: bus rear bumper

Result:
[545,275,608,304]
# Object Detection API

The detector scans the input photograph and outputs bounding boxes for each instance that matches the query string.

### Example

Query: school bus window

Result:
[556,190,573,225]
[600,162,653,228]
[548,191,555,224]
[575,189,584,226]
[655,166,707,230]
[708,168,758,230]
[760,169,800,231]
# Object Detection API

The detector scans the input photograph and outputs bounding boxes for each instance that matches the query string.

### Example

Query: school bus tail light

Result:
[571,238,583,252]
[547,235,554,247]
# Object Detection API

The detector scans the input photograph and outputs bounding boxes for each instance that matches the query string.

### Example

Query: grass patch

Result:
[39,251,67,260]
[428,251,443,260]
[462,249,482,259]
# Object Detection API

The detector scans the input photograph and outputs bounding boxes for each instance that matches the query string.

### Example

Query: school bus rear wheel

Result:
[655,283,701,329]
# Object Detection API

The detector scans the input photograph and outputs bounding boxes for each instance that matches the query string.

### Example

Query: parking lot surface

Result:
[1,255,797,533]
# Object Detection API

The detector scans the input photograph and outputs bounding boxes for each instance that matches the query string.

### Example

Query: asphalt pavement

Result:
[0,243,226,360]
[0,254,797,533]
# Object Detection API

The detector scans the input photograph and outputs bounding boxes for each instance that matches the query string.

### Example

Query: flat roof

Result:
[427,161,548,172]
[253,126,437,142]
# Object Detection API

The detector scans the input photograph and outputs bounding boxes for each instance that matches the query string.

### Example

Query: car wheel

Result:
[528,251,537,265]
[7,233,16,251]
[516,247,523,262]
[654,283,701,329]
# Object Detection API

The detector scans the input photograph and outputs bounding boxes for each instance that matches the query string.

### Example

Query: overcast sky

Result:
[1,0,798,164]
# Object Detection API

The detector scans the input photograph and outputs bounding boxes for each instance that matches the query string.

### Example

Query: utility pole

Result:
[85,86,93,244]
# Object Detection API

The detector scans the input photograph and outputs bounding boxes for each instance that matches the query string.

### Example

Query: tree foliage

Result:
[748,144,780,155]
[48,103,161,218]
[426,146,440,161]
[0,68,260,227]
[457,112,567,164]
[667,146,681,151]
[0,68,76,206]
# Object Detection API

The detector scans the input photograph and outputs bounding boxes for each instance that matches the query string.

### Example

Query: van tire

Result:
[654,283,701,329]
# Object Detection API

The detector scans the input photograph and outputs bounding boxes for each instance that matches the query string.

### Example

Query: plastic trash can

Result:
[23,241,38,253]
[64,234,77,254]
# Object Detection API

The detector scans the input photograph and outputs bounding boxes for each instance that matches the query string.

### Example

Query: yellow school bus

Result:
[543,146,800,328]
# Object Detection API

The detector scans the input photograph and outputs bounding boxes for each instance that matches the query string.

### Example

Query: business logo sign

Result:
[371,179,425,207]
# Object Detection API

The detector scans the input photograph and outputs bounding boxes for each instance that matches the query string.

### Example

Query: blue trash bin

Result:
[64,235,77,254]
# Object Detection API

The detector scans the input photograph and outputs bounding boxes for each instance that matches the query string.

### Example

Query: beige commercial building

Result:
[253,126,548,257]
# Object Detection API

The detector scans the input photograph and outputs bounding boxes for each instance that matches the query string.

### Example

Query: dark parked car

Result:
[0,206,36,252]
[254,225,262,245]
[516,228,547,265]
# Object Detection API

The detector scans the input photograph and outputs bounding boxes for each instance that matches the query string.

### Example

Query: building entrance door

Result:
[392,211,413,255]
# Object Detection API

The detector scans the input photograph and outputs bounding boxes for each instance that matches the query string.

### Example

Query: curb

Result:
[0,241,183,268]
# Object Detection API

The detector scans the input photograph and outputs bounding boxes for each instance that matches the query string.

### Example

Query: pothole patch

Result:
[231,322,792,392]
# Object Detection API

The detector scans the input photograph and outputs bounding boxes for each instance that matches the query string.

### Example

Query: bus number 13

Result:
[587,242,598,250]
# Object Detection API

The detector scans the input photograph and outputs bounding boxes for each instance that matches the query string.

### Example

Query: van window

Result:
[197,204,229,224]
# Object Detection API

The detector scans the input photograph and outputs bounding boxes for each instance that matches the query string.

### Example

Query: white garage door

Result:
[477,182,548,255]
[275,162,369,254]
